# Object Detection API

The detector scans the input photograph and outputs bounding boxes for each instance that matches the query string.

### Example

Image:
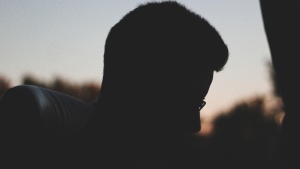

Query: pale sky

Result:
[0,0,272,120]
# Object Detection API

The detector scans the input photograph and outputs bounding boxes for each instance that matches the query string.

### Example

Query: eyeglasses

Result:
[199,100,206,110]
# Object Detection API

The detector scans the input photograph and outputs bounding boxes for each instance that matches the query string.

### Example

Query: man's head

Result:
[98,1,229,133]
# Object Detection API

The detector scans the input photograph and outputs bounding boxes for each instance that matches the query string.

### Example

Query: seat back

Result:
[0,85,93,166]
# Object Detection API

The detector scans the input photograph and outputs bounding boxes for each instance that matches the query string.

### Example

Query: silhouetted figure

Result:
[81,1,229,168]
[260,2,300,169]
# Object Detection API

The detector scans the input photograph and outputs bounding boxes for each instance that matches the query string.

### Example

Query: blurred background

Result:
[0,0,284,168]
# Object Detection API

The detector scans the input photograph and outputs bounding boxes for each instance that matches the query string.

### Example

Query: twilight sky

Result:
[0,0,272,120]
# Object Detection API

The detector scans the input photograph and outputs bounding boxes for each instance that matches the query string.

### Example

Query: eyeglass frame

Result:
[199,100,206,110]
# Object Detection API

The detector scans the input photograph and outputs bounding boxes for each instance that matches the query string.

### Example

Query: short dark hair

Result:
[103,1,228,82]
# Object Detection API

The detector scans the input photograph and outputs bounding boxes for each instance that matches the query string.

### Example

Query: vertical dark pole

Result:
[259,1,300,169]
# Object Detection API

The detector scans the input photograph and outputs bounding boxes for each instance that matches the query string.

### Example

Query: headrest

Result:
[0,85,93,143]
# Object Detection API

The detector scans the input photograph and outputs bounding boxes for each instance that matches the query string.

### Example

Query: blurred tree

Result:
[0,75,11,97]
[22,74,100,104]
[23,74,47,88]
[206,96,281,169]
[78,82,100,103]
[267,61,280,98]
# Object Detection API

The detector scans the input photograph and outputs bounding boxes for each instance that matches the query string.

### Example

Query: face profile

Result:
[95,2,228,131]
[85,0,229,162]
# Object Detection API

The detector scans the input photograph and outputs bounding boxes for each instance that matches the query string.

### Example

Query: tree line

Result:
[0,65,284,168]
